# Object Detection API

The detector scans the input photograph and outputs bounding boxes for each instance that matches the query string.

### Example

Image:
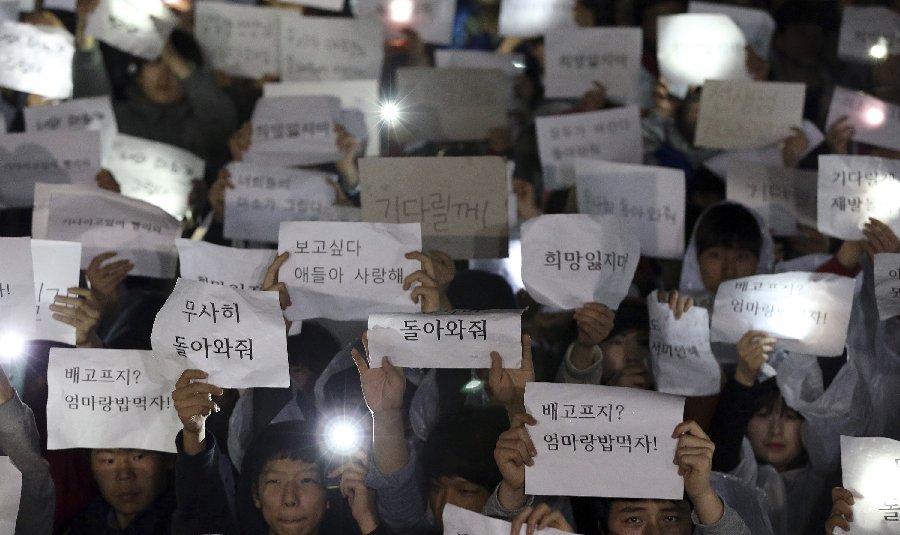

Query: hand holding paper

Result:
[351,335,405,416]
[734,330,776,387]
[488,334,534,410]
[673,420,722,526]
[494,412,538,512]
[824,486,854,535]
[172,369,224,456]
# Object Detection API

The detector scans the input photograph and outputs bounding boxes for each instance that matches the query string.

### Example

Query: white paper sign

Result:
[32,239,81,345]
[826,86,900,153]
[0,130,101,208]
[246,96,341,167]
[521,214,640,310]
[175,239,275,292]
[433,49,525,110]
[356,0,456,45]
[710,272,856,356]
[104,134,205,220]
[46,348,181,452]
[24,96,118,157]
[442,504,572,535]
[817,155,900,240]
[394,67,507,143]
[688,1,775,58]
[150,278,289,388]
[657,14,749,98]
[279,17,384,82]
[84,0,178,59]
[544,27,642,102]
[840,435,900,535]
[263,78,380,157]
[44,188,180,279]
[279,0,344,12]
[695,80,805,150]
[0,21,74,99]
[0,237,35,339]
[874,254,900,321]
[837,7,900,64]
[0,457,21,535]
[194,2,286,79]
[360,156,509,259]
[277,221,421,321]
[647,291,720,397]
[367,310,522,368]
[702,119,824,180]
[575,159,685,259]
[524,382,685,498]
[224,163,337,243]
[536,105,643,190]
[726,160,817,236]
[498,0,574,37]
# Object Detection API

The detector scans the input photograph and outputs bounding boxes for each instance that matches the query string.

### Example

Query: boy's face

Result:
[428,475,491,531]
[698,246,758,292]
[254,457,328,535]
[90,449,170,528]
[606,499,693,535]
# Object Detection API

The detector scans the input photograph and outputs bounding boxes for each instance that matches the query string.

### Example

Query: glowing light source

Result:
[379,101,401,126]
[0,332,24,359]
[388,0,414,24]
[869,37,889,60]
[864,106,886,127]
[323,418,363,455]
[461,378,484,392]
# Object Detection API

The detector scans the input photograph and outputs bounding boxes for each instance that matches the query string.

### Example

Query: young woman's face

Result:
[606,499,693,535]
[698,247,758,292]
[746,402,805,472]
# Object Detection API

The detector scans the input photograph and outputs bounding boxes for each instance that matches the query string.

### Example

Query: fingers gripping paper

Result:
[442,504,572,535]
[817,155,900,241]
[46,348,182,453]
[709,272,857,356]
[0,457,21,534]
[521,214,640,310]
[366,310,522,368]
[840,435,900,535]
[150,278,289,389]
[874,254,900,321]
[524,382,685,498]
[647,291,720,397]
[277,221,421,321]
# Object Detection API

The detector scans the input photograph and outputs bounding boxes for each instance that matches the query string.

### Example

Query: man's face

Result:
[90,449,170,527]
[697,246,758,293]
[606,499,693,535]
[136,60,184,105]
[254,458,328,535]
[428,476,491,531]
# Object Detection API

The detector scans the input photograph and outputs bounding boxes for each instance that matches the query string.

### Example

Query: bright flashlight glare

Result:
[388,0,414,23]
[324,419,363,455]
[512,61,526,70]
[864,106,886,127]
[0,333,24,359]
[379,101,400,125]
[462,379,484,392]
[869,37,889,60]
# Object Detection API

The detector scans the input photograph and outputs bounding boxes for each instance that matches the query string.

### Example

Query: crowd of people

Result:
[1,0,900,534]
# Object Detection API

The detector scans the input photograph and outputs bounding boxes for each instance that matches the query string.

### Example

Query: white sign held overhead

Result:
[521,214,640,310]
[817,155,900,241]
[840,435,900,535]
[104,134,204,220]
[176,239,275,292]
[647,291,720,397]
[150,278,290,389]
[0,237,36,340]
[367,310,522,369]
[46,348,181,453]
[575,159,685,260]
[695,80,805,150]
[726,160,817,236]
[543,27,642,102]
[837,6,900,64]
[874,254,900,321]
[688,1,775,58]
[535,105,643,190]
[360,156,509,259]
[224,163,337,243]
[657,13,749,98]
[277,221,421,321]
[710,272,857,356]
[0,21,74,99]
[355,0,456,45]
[31,239,81,346]
[442,504,572,535]
[524,382,685,498]
[43,187,180,279]
[498,0,575,37]
[84,0,179,59]
[246,96,341,167]
[194,2,286,79]
[826,86,900,153]
[0,130,101,208]
[0,457,21,535]
[279,17,384,82]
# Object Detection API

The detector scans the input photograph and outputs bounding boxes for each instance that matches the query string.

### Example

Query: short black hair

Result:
[693,204,762,258]
[422,407,507,492]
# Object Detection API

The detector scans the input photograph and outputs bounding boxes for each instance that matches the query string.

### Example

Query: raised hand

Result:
[488,335,535,413]
[172,369,224,455]
[735,330,776,387]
